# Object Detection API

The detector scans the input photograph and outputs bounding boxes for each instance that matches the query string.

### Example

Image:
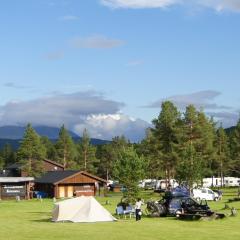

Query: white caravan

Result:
[224,177,240,187]
[202,177,240,188]
[155,179,179,191]
[138,179,157,189]
[202,178,222,188]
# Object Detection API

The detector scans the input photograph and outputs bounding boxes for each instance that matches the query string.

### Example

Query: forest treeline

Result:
[0,101,240,187]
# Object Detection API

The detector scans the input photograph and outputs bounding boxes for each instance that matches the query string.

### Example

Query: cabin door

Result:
[67,186,74,197]
[59,186,65,198]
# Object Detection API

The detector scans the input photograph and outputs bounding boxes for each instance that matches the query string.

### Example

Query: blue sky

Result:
[0,0,240,141]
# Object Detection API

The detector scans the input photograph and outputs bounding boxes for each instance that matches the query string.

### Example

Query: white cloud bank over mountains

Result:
[0,91,150,142]
[0,90,238,141]
[100,0,240,12]
[146,90,239,127]
[147,90,231,110]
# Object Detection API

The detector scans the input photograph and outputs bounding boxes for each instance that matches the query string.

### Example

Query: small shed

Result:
[35,171,107,198]
[0,177,34,200]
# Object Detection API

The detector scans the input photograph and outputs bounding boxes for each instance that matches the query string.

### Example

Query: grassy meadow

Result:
[0,189,240,240]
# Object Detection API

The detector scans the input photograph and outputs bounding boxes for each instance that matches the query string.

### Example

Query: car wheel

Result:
[159,205,167,217]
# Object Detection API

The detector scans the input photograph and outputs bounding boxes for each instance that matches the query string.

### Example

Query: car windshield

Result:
[169,198,182,209]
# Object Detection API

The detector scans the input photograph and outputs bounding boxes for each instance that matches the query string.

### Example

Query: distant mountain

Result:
[0,125,110,150]
[0,125,79,139]
[225,126,235,136]
[0,139,21,150]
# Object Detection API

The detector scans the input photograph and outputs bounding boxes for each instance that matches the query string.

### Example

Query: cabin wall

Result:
[43,161,64,172]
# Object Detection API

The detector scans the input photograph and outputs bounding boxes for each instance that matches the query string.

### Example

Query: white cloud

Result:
[146,90,231,110]
[206,111,239,127]
[100,0,240,12]
[0,91,149,142]
[199,0,240,12]
[146,91,224,110]
[145,90,238,128]
[74,114,150,142]
[70,35,124,49]
[100,0,179,8]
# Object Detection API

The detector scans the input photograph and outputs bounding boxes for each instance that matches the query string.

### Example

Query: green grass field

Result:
[0,189,240,240]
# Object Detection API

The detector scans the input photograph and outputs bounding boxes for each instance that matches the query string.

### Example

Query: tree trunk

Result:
[84,149,87,171]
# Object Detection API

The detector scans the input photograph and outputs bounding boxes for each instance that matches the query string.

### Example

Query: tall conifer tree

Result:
[215,126,230,186]
[76,129,98,173]
[229,119,240,176]
[17,124,46,177]
[151,101,181,183]
[55,125,77,169]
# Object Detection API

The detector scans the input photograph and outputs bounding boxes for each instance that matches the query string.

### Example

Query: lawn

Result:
[0,189,240,240]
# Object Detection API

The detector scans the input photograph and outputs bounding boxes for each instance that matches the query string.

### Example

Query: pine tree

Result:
[229,119,240,176]
[113,146,146,203]
[196,110,216,177]
[151,101,181,183]
[0,154,4,169]
[137,129,162,179]
[0,143,16,166]
[17,124,46,177]
[41,136,58,161]
[76,129,98,173]
[215,125,230,186]
[55,125,77,169]
[96,143,116,180]
[97,136,129,179]
[177,106,215,187]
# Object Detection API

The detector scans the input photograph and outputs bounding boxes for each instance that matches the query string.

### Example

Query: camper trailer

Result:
[224,177,240,187]
[155,179,179,192]
[202,177,240,188]
[138,179,157,189]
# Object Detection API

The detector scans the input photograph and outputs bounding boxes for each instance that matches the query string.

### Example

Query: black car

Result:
[146,189,210,217]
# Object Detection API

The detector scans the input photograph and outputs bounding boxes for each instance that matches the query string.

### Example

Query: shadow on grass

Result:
[28,212,50,214]
[31,218,52,223]
[27,211,52,222]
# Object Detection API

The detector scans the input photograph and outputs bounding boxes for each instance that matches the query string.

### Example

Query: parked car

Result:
[192,187,220,201]
[146,192,210,217]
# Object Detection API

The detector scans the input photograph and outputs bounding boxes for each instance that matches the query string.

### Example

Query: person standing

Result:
[135,198,144,221]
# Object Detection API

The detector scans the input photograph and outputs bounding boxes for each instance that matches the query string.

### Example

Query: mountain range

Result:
[0,126,109,149]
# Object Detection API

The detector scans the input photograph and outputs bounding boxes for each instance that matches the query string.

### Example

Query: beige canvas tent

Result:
[52,196,116,223]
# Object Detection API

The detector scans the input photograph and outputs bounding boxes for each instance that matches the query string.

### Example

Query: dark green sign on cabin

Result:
[1,184,26,197]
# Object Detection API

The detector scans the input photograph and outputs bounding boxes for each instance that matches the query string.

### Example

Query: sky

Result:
[0,0,240,141]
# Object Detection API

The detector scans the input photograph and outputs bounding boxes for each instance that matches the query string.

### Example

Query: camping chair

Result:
[123,205,135,219]
[116,206,124,218]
